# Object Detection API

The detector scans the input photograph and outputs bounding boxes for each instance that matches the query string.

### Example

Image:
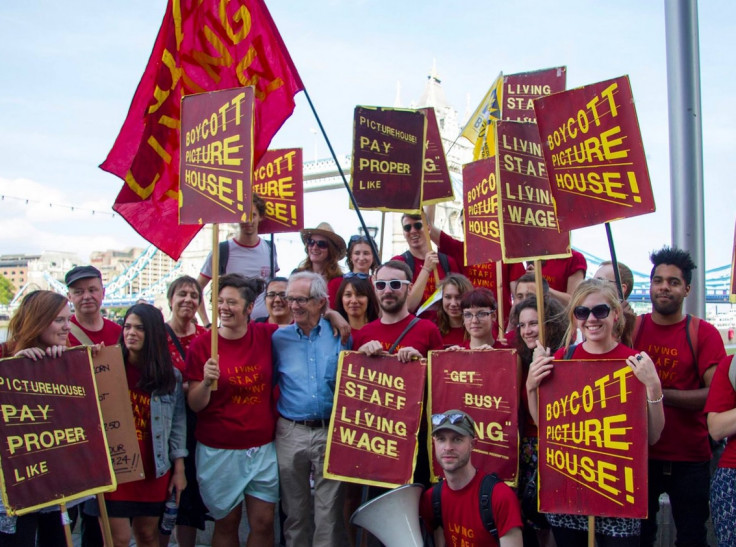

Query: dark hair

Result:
[598,261,634,298]
[649,246,696,285]
[346,236,378,273]
[335,276,380,324]
[120,304,176,394]
[266,276,289,291]
[376,260,413,281]
[7,290,69,352]
[401,213,422,223]
[514,296,568,366]
[514,272,549,294]
[437,274,474,335]
[166,275,202,305]
[252,193,266,216]
[219,273,266,306]
[460,288,497,311]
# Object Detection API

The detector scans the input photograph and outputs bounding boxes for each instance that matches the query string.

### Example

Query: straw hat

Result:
[300,222,347,260]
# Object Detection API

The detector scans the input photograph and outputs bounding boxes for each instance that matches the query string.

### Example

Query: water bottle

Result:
[159,491,178,535]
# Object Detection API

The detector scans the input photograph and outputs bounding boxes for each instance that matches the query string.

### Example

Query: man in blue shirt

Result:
[273,271,350,546]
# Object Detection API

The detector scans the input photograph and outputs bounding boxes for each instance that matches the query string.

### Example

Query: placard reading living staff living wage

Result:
[0,348,115,515]
[533,76,656,232]
[428,349,519,485]
[350,106,427,213]
[252,148,304,234]
[179,86,255,225]
[463,157,503,267]
[496,121,570,263]
[502,66,566,123]
[324,352,426,488]
[538,360,647,518]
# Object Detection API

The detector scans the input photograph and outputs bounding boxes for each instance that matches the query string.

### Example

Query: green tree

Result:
[0,275,15,305]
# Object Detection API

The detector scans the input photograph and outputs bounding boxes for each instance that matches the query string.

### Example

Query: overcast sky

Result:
[0,1,733,277]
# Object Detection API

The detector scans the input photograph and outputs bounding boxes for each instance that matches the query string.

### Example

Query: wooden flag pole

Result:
[378,212,386,263]
[495,261,507,345]
[421,210,440,285]
[588,516,595,546]
[59,503,73,547]
[210,223,219,391]
[534,259,546,346]
[97,493,114,546]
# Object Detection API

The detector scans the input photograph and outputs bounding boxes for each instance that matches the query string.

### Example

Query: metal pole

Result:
[664,0,705,316]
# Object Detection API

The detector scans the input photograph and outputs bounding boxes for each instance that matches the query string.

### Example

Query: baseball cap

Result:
[431,409,475,438]
[65,265,102,287]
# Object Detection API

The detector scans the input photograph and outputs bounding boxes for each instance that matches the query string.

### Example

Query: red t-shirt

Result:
[537,250,587,293]
[352,314,443,357]
[704,355,736,468]
[69,316,122,346]
[439,231,524,323]
[553,342,636,361]
[327,276,343,311]
[185,322,278,449]
[459,340,510,350]
[107,365,169,503]
[442,326,467,348]
[420,471,523,546]
[167,325,207,373]
[391,252,460,305]
[634,314,725,461]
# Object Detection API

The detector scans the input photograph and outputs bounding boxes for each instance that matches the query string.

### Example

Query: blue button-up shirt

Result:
[273,318,351,420]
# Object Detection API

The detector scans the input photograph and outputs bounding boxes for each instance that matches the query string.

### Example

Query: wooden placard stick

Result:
[210,223,219,391]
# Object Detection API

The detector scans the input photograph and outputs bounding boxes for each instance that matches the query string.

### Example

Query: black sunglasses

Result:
[307,238,329,249]
[402,222,423,233]
[344,272,370,280]
[348,234,374,245]
[573,303,611,321]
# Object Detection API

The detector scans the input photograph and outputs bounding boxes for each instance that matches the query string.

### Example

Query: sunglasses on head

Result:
[307,238,329,249]
[349,234,373,245]
[431,413,469,427]
[573,303,611,320]
[402,222,423,233]
[374,279,410,291]
[344,272,369,280]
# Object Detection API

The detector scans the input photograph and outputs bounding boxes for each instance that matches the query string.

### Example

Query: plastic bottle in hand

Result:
[159,491,178,535]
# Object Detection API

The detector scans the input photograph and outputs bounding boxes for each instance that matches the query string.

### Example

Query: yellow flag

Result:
[461,72,503,160]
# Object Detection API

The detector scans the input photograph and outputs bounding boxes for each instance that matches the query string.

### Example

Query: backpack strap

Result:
[479,473,500,540]
[164,323,186,359]
[684,314,699,365]
[69,323,94,346]
[632,314,644,349]
[564,343,578,359]
[431,480,443,530]
[218,240,230,276]
[438,252,451,275]
[388,317,421,354]
[401,251,415,273]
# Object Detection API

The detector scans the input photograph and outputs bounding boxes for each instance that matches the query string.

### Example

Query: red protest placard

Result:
[463,157,503,265]
[325,352,426,488]
[180,87,255,225]
[534,76,656,232]
[538,360,648,518]
[252,148,304,234]
[419,107,454,204]
[503,67,567,123]
[496,121,570,262]
[350,106,427,213]
[428,350,519,484]
[0,348,115,515]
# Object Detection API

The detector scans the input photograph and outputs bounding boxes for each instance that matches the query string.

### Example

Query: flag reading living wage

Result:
[101,0,303,260]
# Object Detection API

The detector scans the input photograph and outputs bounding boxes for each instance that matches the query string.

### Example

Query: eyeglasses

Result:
[265,291,287,299]
[462,310,494,321]
[374,279,410,291]
[285,296,315,305]
[573,303,611,321]
[344,272,370,280]
[431,413,470,427]
[307,239,329,249]
[402,222,423,233]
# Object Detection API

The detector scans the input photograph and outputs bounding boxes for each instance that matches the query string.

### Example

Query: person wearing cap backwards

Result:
[420,410,523,546]
[295,222,347,310]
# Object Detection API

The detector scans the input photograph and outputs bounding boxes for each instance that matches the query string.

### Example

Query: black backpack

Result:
[218,238,274,277]
[431,473,500,540]
[401,250,452,277]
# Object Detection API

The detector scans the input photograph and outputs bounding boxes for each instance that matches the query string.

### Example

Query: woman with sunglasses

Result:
[347,234,378,275]
[335,273,380,333]
[436,274,473,347]
[296,222,346,309]
[254,277,292,327]
[526,279,664,546]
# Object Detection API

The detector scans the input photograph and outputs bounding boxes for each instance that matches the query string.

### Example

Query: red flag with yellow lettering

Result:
[101,0,303,259]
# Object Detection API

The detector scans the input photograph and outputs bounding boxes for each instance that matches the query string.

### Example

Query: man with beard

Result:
[633,246,725,547]
[420,410,522,547]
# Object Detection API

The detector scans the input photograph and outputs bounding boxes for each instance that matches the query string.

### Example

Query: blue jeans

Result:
[639,459,710,547]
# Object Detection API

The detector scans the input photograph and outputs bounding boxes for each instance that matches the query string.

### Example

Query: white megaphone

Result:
[350,483,424,547]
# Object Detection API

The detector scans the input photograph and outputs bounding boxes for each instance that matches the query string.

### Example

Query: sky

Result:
[0,1,734,278]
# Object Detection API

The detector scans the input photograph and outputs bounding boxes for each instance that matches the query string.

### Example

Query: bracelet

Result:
[647,393,664,404]
[205,323,212,329]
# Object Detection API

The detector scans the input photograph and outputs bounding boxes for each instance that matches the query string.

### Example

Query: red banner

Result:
[428,350,519,484]
[325,352,426,488]
[503,66,567,123]
[350,106,427,213]
[180,87,255,225]
[419,107,454,204]
[101,0,303,259]
[538,360,648,518]
[463,157,503,265]
[534,76,655,232]
[496,121,570,262]
[253,148,304,234]
[0,348,115,515]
